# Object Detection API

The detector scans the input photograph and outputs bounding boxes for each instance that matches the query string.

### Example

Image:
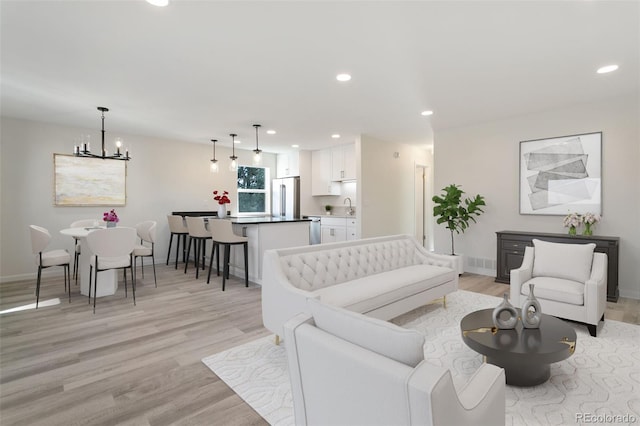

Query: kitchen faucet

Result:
[344,197,354,215]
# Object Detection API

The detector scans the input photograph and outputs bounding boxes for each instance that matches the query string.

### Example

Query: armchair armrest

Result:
[510,246,534,305]
[584,252,607,324]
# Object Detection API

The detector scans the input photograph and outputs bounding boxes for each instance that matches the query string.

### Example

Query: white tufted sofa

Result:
[262,234,458,340]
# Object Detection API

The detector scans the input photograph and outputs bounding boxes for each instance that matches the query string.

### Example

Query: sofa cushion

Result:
[522,277,584,306]
[532,239,595,283]
[308,298,425,367]
[313,264,455,313]
[279,239,428,292]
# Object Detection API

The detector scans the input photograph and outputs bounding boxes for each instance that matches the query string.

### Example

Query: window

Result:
[237,166,269,214]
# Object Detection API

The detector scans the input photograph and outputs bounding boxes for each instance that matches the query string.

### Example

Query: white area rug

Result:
[202,290,640,425]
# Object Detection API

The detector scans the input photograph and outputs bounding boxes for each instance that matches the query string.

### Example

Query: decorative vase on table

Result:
[521,283,542,328]
[568,225,577,236]
[106,221,116,228]
[583,223,593,236]
[217,204,227,219]
[492,293,518,329]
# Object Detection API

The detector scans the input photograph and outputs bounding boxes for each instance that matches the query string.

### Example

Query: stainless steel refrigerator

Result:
[272,176,300,219]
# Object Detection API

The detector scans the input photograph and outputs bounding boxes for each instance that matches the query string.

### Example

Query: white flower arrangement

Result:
[562,212,582,228]
[582,212,601,225]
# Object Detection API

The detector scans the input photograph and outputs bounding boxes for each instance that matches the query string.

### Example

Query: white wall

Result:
[360,134,430,238]
[0,117,276,282]
[433,95,640,299]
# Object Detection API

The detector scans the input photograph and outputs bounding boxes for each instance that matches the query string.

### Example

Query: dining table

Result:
[59,226,118,297]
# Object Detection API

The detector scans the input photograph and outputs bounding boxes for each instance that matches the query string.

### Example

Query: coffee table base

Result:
[487,357,550,387]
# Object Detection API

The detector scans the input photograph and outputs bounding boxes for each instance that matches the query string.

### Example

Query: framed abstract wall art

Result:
[519,132,601,215]
[54,154,127,206]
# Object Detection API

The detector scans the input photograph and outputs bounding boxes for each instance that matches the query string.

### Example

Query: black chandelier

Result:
[74,107,130,160]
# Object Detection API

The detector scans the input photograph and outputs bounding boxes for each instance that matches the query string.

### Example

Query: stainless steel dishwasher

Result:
[309,216,321,244]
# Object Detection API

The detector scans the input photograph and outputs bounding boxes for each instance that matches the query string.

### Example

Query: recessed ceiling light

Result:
[331,134,341,139]
[266,129,276,135]
[146,0,169,6]
[597,64,619,74]
[421,110,434,116]
[336,74,351,82]
[234,140,241,144]
[291,144,299,148]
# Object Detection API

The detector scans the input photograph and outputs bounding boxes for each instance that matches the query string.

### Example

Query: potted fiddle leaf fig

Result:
[432,184,486,256]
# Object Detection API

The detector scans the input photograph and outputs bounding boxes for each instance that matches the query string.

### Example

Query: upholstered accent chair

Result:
[510,239,607,337]
[284,300,505,426]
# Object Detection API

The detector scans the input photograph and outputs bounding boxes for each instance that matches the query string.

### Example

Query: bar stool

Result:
[207,219,248,290]
[184,217,211,279]
[166,215,189,269]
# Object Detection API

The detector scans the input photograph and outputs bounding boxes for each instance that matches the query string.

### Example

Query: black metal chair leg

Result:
[93,262,98,314]
[152,253,157,288]
[222,244,230,291]
[184,238,193,274]
[195,239,201,279]
[244,242,249,288]
[207,243,217,284]
[166,233,174,266]
[67,265,71,303]
[35,266,42,309]
[131,260,136,306]
[174,233,181,269]
[202,240,207,270]
[88,265,92,304]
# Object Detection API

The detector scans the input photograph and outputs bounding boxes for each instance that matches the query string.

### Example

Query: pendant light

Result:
[252,124,262,165]
[210,139,219,173]
[229,133,238,172]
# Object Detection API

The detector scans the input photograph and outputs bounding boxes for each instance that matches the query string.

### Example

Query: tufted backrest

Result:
[279,237,444,291]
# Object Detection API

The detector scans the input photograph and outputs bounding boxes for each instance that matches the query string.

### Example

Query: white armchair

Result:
[284,300,505,426]
[510,239,607,337]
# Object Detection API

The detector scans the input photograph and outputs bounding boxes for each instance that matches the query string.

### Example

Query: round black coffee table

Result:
[460,308,577,386]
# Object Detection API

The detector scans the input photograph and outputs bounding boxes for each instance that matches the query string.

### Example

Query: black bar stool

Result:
[207,219,249,290]
[166,215,189,269]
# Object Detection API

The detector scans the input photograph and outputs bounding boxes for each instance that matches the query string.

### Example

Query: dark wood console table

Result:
[496,230,619,302]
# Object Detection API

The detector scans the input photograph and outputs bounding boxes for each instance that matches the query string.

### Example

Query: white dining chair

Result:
[69,219,99,285]
[29,225,72,307]
[184,217,211,279]
[207,219,248,290]
[86,227,136,313]
[167,215,189,269]
[133,221,157,287]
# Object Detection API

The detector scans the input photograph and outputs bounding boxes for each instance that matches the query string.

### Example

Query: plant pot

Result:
[106,221,116,228]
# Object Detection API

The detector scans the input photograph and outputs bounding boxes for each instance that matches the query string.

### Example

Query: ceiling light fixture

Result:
[331,134,341,139]
[253,124,262,165]
[210,139,219,173]
[266,129,276,135]
[597,64,619,74]
[229,133,238,172]
[146,0,169,7]
[73,107,130,161]
[292,144,299,148]
[336,73,351,82]
[421,110,434,116]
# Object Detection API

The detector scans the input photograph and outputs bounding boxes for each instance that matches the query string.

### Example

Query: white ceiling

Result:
[1,1,638,153]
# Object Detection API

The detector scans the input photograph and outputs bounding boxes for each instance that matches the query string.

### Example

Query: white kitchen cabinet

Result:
[276,151,300,178]
[321,223,347,243]
[312,149,341,196]
[346,217,358,241]
[331,144,356,181]
[321,217,358,243]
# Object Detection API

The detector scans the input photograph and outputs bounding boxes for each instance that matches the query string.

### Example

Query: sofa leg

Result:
[275,335,280,346]
[587,324,597,337]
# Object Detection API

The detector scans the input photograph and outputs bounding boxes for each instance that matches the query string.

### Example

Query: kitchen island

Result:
[172,212,310,285]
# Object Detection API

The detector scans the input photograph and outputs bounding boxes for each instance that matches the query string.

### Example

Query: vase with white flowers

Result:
[582,212,601,236]
[562,212,581,236]
[213,190,231,219]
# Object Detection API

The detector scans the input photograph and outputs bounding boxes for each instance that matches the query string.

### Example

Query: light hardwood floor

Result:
[1,264,638,425]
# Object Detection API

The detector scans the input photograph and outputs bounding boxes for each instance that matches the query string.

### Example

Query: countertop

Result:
[304,214,358,219]
[171,211,310,224]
